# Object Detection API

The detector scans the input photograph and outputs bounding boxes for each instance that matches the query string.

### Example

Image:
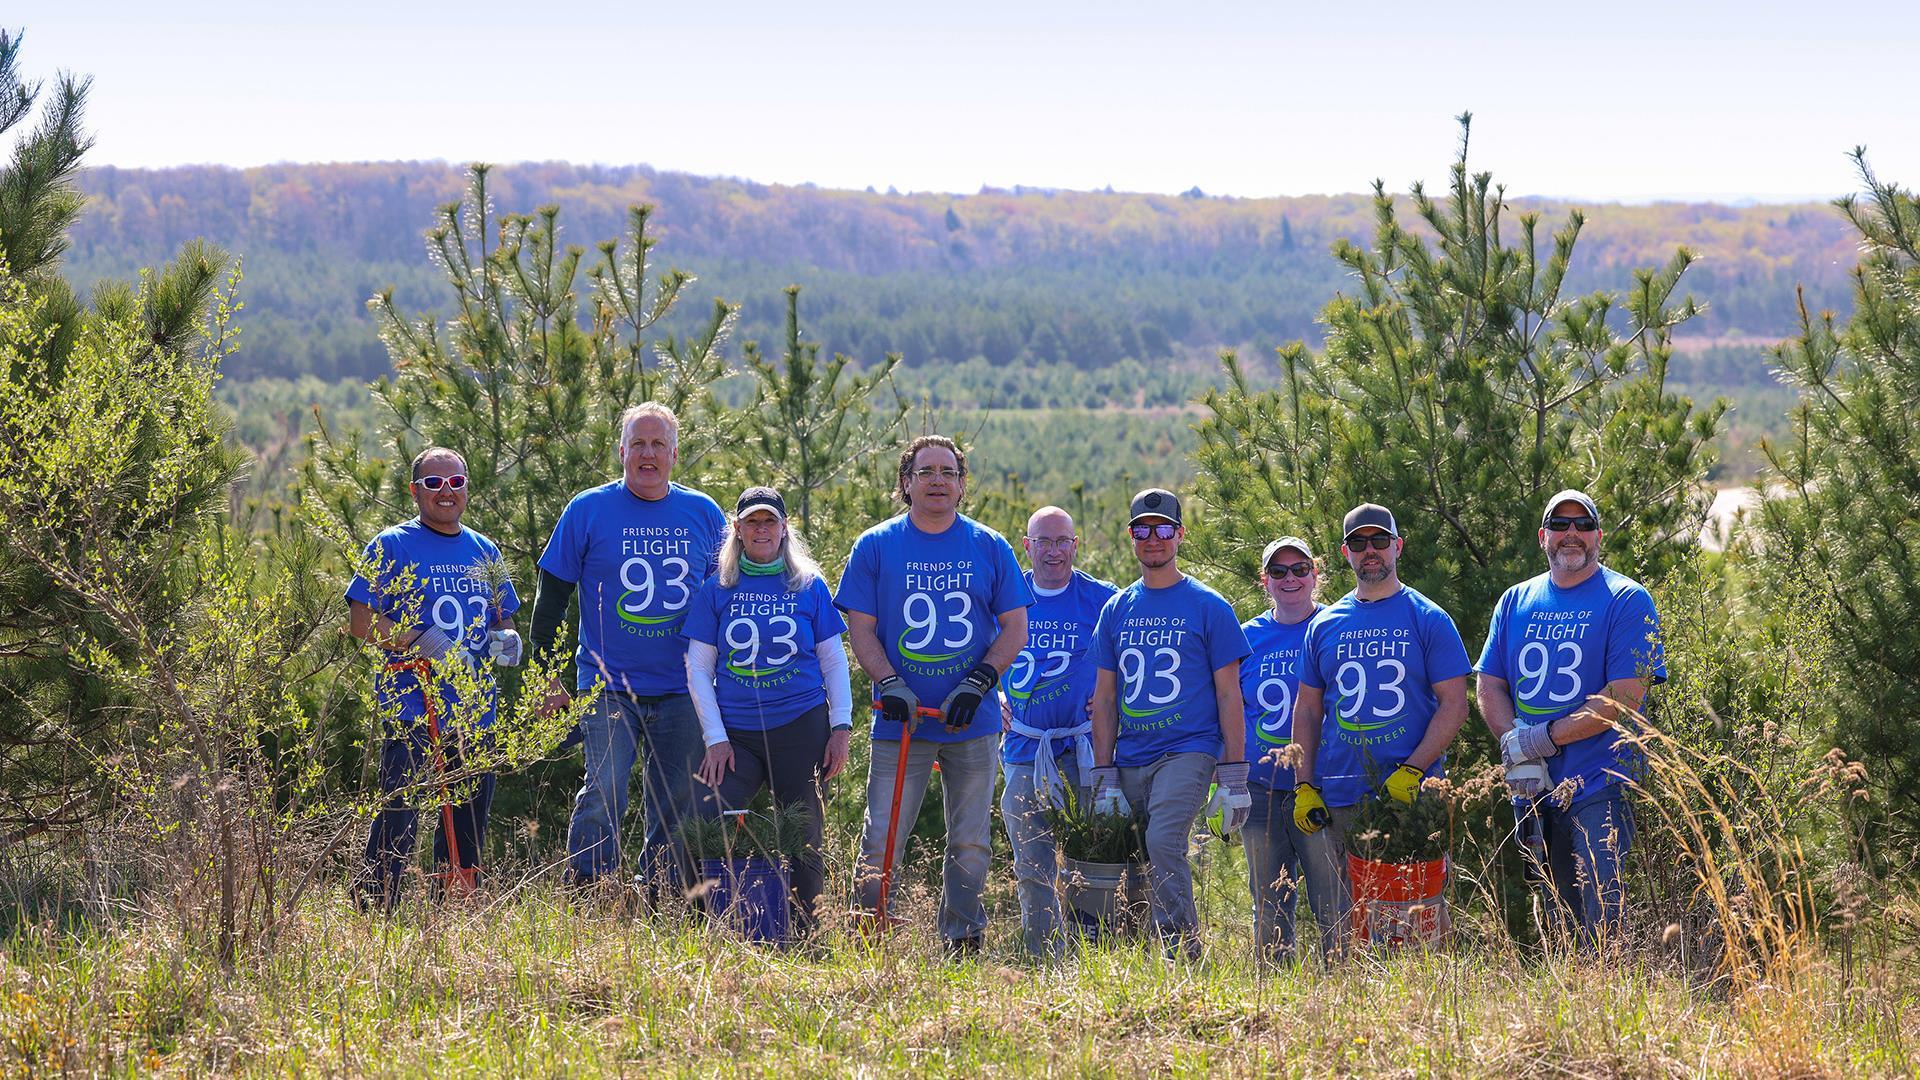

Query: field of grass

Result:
[4,849,1914,1077]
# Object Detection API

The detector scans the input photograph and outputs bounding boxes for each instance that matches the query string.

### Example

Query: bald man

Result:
[998,506,1116,958]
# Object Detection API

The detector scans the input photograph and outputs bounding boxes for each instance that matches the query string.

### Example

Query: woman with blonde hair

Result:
[684,487,852,931]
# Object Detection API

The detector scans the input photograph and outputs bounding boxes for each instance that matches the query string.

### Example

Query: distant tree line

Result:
[63,163,1859,387]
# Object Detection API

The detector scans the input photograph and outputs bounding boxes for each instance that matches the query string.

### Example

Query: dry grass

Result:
[2,870,1914,1078]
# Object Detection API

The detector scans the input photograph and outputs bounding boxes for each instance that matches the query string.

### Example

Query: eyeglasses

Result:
[1344,533,1394,551]
[910,467,964,481]
[1266,561,1314,578]
[1026,536,1077,550]
[413,474,468,491]
[1130,523,1179,541]
[1544,515,1599,533]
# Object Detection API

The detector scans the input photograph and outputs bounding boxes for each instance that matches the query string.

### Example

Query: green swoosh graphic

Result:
[1120,701,1163,719]
[1008,676,1066,703]
[1515,700,1562,716]
[617,591,679,625]
[727,662,786,678]
[896,627,963,663]
[1255,725,1291,746]
[1334,696,1399,732]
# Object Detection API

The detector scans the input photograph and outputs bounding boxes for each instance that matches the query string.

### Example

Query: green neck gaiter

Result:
[741,554,786,577]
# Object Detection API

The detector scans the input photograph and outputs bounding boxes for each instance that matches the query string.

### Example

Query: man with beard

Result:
[1476,490,1665,944]
[1087,488,1251,960]
[1289,503,1472,943]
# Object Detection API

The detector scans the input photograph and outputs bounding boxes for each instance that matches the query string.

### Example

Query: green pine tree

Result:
[0,31,247,842]
[1187,115,1723,644]
[1757,148,1920,833]
[303,164,739,576]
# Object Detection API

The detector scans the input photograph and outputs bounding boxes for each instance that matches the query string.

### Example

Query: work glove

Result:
[411,625,458,660]
[1087,766,1132,818]
[1504,721,1559,763]
[1505,756,1550,799]
[1293,782,1330,834]
[1207,761,1253,837]
[939,662,1000,732]
[1383,763,1426,804]
[874,675,919,727]
[486,628,524,667]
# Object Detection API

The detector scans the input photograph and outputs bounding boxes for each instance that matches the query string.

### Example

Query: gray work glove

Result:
[874,675,919,728]
[1087,766,1132,819]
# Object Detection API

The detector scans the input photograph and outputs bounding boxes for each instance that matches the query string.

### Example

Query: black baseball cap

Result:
[1341,503,1397,540]
[1540,489,1600,527]
[1128,488,1182,526]
[735,486,787,520]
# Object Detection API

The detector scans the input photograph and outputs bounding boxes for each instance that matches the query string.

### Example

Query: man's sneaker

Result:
[943,935,985,959]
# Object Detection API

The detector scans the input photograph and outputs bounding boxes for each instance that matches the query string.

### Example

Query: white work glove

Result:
[1502,730,1552,798]
[1503,722,1559,764]
[1208,761,1253,837]
[1086,766,1132,819]
[486,628,524,667]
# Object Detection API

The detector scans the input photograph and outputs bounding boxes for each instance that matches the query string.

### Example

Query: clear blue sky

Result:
[14,0,1919,201]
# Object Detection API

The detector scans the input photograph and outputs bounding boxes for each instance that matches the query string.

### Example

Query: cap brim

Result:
[736,501,786,520]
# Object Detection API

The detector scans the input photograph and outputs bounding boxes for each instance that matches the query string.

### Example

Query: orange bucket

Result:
[1347,854,1450,947]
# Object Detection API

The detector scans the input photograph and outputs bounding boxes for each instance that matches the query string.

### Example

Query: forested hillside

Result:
[70,162,1857,384]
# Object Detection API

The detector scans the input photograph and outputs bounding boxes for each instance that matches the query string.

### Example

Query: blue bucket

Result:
[697,857,791,943]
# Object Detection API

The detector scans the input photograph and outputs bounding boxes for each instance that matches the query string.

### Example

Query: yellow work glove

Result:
[1293,782,1330,834]
[1383,763,1425,804]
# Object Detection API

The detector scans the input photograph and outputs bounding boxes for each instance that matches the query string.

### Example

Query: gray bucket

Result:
[1062,857,1128,922]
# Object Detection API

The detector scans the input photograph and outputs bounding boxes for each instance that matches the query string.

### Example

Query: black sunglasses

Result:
[1266,561,1314,578]
[1544,516,1599,533]
[1130,523,1179,541]
[1343,533,1394,551]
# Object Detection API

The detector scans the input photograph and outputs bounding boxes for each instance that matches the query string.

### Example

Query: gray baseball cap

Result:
[1540,489,1600,527]
[1128,488,1182,526]
[1260,537,1315,567]
[1341,503,1398,540]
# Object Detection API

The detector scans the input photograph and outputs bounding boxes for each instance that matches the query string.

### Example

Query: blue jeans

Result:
[566,691,703,887]
[1000,754,1084,959]
[1545,789,1635,944]
[1242,782,1344,959]
[857,732,1001,942]
[1116,751,1216,940]
[359,714,495,908]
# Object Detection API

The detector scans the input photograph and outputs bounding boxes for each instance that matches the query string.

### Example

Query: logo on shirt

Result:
[618,531,696,630]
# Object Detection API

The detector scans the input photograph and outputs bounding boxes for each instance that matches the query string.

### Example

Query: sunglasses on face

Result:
[1344,533,1394,551]
[413,474,468,492]
[1544,516,1600,533]
[1267,561,1314,578]
[1130,523,1179,541]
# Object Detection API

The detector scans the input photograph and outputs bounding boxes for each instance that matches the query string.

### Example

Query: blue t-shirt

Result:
[1002,570,1117,766]
[345,519,522,728]
[537,480,726,695]
[684,572,847,732]
[1240,606,1320,791]
[1300,586,1472,808]
[833,513,1031,743]
[1091,575,1251,768]
[1477,565,1667,802]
